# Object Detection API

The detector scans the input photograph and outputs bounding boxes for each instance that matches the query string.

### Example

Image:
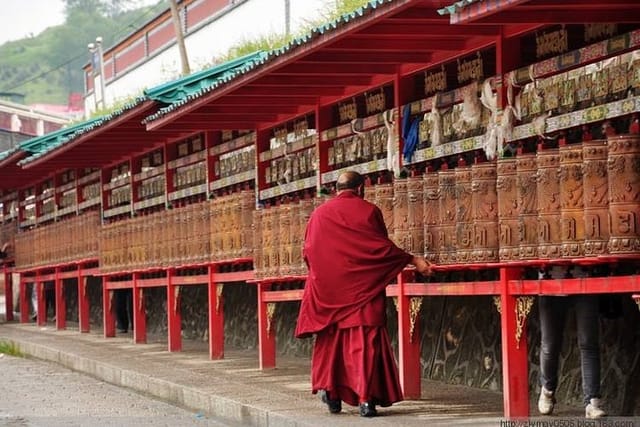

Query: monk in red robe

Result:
[295,171,432,417]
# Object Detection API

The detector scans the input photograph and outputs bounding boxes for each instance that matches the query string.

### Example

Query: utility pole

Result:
[284,0,291,36]
[169,0,191,76]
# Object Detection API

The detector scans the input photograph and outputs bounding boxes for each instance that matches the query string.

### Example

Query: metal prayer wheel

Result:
[455,167,473,263]
[252,209,263,278]
[423,172,440,263]
[406,175,424,255]
[516,154,538,260]
[582,140,609,255]
[559,144,585,258]
[278,204,292,276]
[496,158,519,261]
[392,178,409,251]
[471,162,498,262]
[607,134,640,254]
[437,170,457,264]
[374,183,394,235]
[536,149,562,259]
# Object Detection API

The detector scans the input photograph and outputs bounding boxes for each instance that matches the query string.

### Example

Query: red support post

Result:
[167,268,182,352]
[103,277,115,337]
[55,268,66,330]
[132,273,147,344]
[78,270,90,333]
[208,264,224,360]
[397,270,422,399]
[3,266,13,321]
[257,282,276,369]
[500,266,529,418]
[19,275,29,323]
[36,272,45,326]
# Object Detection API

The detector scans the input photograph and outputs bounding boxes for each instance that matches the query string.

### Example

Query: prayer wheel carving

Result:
[278,204,292,276]
[438,170,457,264]
[471,162,498,262]
[516,154,538,260]
[497,158,519,261]
[392,178,409,251]
[239,190,254,258]
[559,144,585,258]
[252,209,263,278]
[536,149,562,259]
[293,198,313,276]
[423,172,440,263]
[607,134,640,254]
[261,207,274,277]
[455,167,473,263]
[269,205,280,277]
[406,176,424,255]
[375,183,394,236]
[582,140,609,255]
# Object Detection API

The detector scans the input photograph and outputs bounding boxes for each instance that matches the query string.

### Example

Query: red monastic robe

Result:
[295,191,412,407]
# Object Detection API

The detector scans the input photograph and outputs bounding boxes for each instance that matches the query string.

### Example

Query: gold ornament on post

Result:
[515,296,534,349]
[409,297,423,343]
[266,302,276,337]
[493,296,501,314]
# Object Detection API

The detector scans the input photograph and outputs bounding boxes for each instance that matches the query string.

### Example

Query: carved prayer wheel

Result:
[536,149,562,259]
[374,183,394,235]
[438,170,457,264]
[261,207,273,277]
[559,144,585,258]
[392,178,409,251]
[252,209,263,279]
[292,198,313,276]
[423,172,440,263]
[582,140,609,255]
[239,190,254,258]
[406,175,424,255]
[607,134,640,254]
[471,162,498,262]
[455,167,473,263]
[269,205,280,277]
[278,203,292,276]
[516,154,538,260]
[230,193,242,258]
[210,198,223,261]
[496,158,519,261]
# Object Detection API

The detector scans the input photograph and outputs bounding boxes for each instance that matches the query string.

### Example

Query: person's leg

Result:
[538,296,567,414]
[575,294,605,418]
[114,290,129,332]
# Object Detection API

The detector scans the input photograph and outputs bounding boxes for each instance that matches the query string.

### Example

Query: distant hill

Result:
[0,1,165,106]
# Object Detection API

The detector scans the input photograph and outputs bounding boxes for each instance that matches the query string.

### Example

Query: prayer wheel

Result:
[516,154,538,260]
[261,207,273,277]
[607,134,640,254]
[278,203,292,276]
[269,205,281,277]
[437,170,457,264]
[374,183,394,235]
[423,172,440,263]
[252,209,263,279]
[471,162,498,262]
[392,178,409,251]
[496,158,519,261]
[582,140,609,256]
[221,195,234,260]
[239,190,254,258]
[559,144,585,258]
[292,198,313,276]
[455,167,473,263]
[536,149,562,259]
[210,198,223,261]
[406,175,424,255]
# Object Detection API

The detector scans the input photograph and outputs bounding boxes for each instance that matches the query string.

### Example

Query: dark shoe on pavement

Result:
[320,390,342,414]
[359,402,377,417]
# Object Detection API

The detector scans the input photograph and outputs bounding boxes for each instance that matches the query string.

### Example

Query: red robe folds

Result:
[295,191,412,407]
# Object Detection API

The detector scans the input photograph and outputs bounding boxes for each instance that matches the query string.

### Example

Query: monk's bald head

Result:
[336,171,364,195]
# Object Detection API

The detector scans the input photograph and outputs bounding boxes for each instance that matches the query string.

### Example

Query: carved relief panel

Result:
[471,162,498,262]
[423,172,440,263]
[438,171,457,264]
[536,149,562,259]
[516,154,538,260]
[455,167,473,263]
[582,140,609,255]
[497,159,518,261]
[559,144,585,257]
[407,176,424,255]
[392,178,409,251]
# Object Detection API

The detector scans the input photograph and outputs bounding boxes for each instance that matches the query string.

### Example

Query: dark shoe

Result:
[320,390,342,414]
[359,402,377,417]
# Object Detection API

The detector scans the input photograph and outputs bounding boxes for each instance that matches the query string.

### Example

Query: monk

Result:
[295,171,433,417]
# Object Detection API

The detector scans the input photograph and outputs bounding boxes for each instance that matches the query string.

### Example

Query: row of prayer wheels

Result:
[0,221,16,261]
[14,211,100,269]
[385,134,640,264]
[99,191,254,273]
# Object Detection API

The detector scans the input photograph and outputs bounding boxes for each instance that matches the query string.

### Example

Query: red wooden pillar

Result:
[208,264,224,359]
[36,272,45,326]
[132,273,146,344]
[78,270,90,333]
[500,266,529,418]
[3,266,13,321]
[103,276,116,337]
[167,268,182,352]
[257,281,275,369]
[55,268,66,330]
[397,270,422,399]
[19,275,29,323]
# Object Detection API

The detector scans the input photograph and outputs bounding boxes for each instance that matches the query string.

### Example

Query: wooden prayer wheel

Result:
[239,190,254,259]
[516,154,538,260]
[406,175,424,255]
[607,134,640,254]
[455,167,473,263]
[536,149,562,259]
[210,198,222,261]
[392,178,409,251]
[252,209,263,279]
[582,140,609,255]
[221,195,234,260]
[269,205,281,277]
[471,162,498,262]
[496,158,519,261]
[261,207,273,277]
[293,198,314,276]
[278,203,292,276]
[437,170,457,264]
[559,144,585,258]
[423,172,440,263]
[375,183,394,236]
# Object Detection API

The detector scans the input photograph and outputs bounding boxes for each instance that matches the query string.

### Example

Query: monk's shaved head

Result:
[336,171,364,192]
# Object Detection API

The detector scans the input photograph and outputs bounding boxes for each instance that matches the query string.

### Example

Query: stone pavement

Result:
[0,296,584,426]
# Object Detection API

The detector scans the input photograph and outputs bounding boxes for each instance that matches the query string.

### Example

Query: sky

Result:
[0,0,66,45]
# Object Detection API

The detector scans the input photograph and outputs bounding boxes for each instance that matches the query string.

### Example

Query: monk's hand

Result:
[412,256,433,276]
